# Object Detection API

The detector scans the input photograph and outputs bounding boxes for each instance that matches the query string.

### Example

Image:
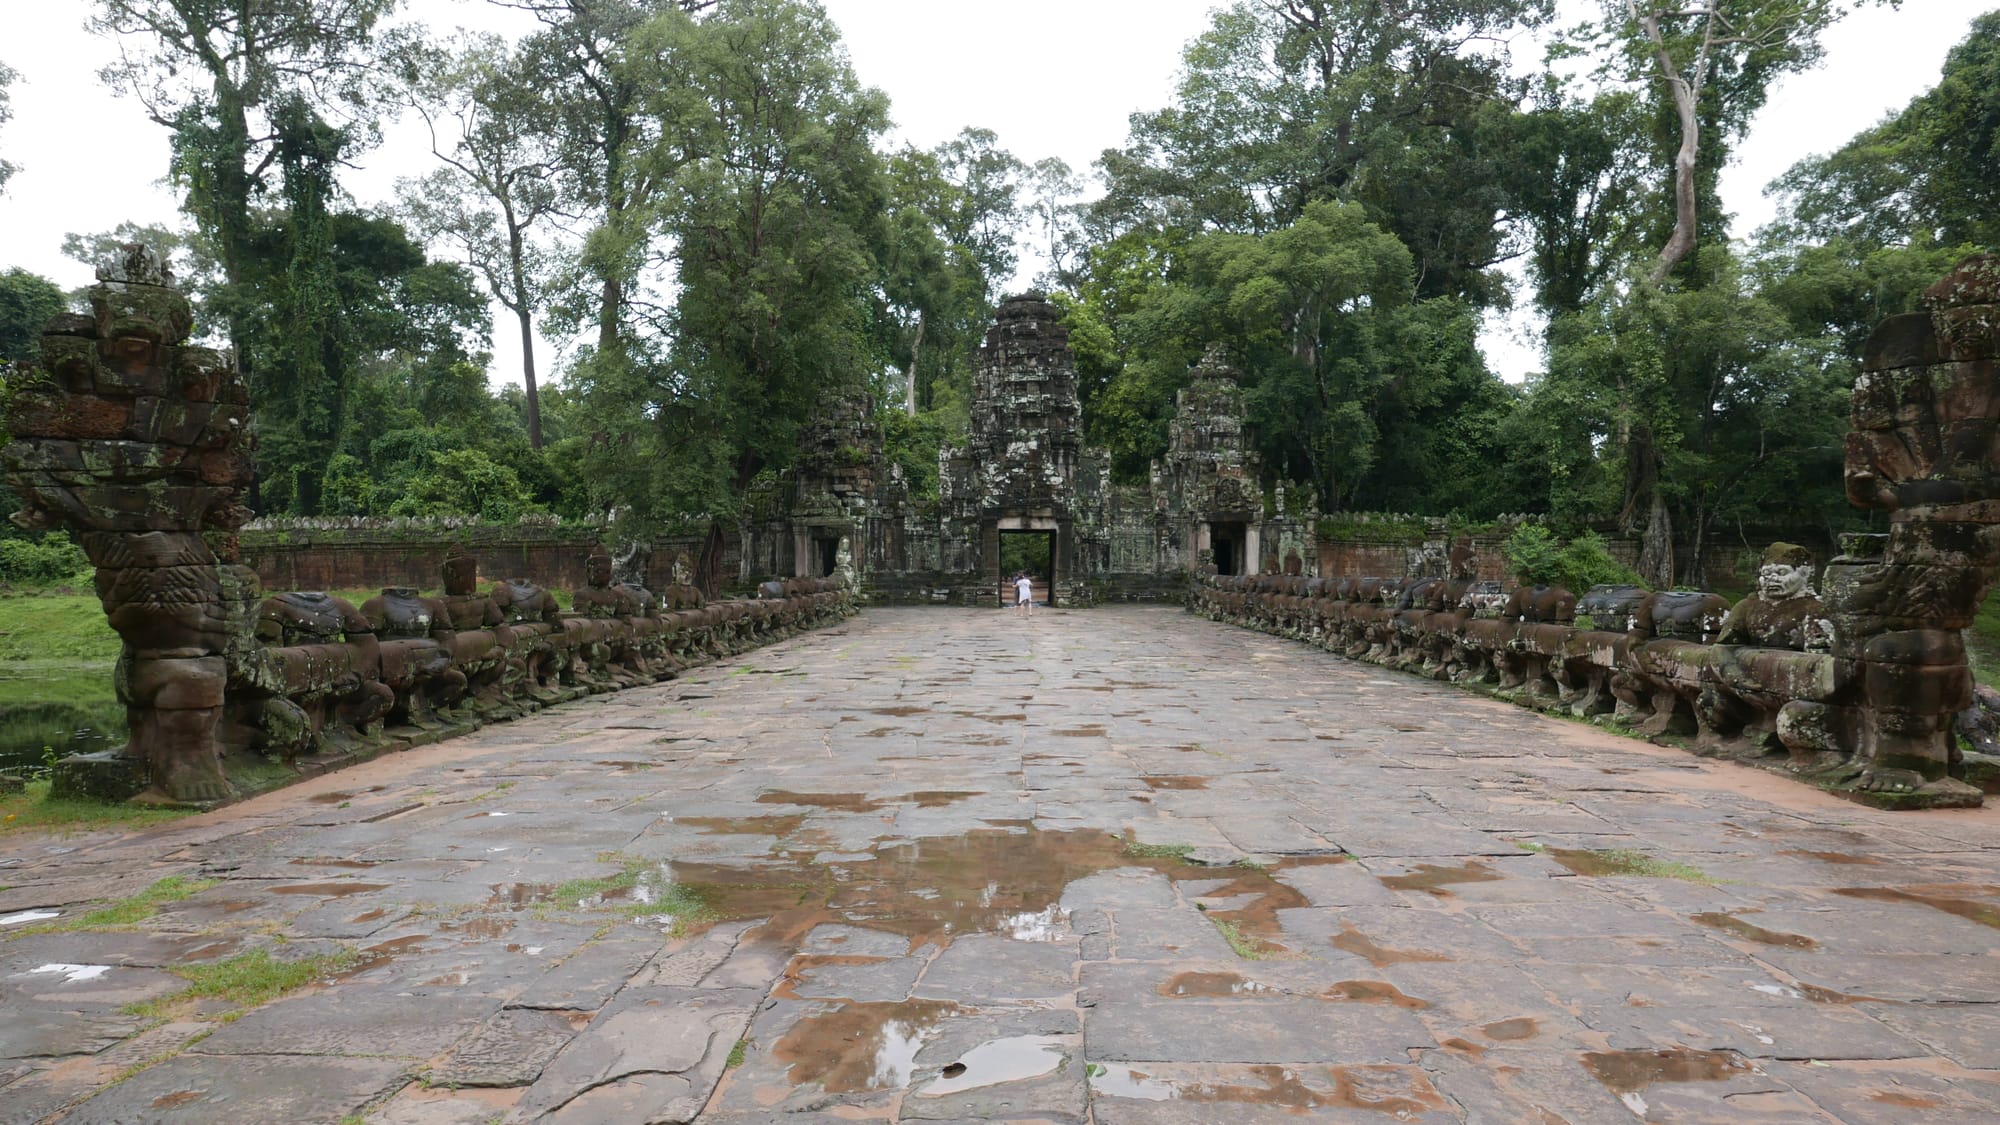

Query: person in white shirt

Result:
[1015,572,1034,617]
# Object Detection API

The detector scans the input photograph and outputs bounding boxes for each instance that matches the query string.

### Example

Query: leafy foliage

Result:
[0,533,90,586]
[0,60,18,193]
[1772,9,1991,250]
[0,267,63,366]
[568,0,889,534]
[1501,525,1639,592]
[54,0,1983,576]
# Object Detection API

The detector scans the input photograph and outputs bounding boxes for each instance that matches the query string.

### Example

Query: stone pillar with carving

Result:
[1,244,254,804]
[1836,253,2000,807]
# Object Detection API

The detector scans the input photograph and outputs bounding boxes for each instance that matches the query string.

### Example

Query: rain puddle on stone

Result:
[755,791,890,814]
[736,830,1360,1097]
[1830,886,2000,929]
[1691,912,1818,949]
[1481,1017,1539,1041]
[1378,861,1504,896]
[29,963,112,983]
[916,1035,1067,1097]
[269,882,389,897]
[1331,923,1451,968]
[1158,971,1272,998]
[344,934,431,976]
[487,883,558,909]
[307,786,386,804]
[1187,859,1339,957]
[1581,1048,1752,1116]
[287,857,382,870]
[771,999,959,1092]
[1322,980,1429,1010]
[444,916,514,940]
[1780,849,1884,866]
[0,909,60,926]
[675,814,808,836]
[1089,1063,1446,1114]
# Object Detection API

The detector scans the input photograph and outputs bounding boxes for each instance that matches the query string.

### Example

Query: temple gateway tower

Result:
[941,293,1090,605]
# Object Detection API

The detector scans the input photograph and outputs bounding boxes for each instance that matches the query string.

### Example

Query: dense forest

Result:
[0,0,1992,590]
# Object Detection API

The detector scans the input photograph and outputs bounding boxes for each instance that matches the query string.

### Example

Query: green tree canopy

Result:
[0,268,64,367]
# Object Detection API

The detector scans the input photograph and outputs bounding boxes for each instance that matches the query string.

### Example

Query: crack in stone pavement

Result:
[4,607,2000,1123]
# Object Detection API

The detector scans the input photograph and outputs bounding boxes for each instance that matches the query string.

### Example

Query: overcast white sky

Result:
[0,0,1988,386]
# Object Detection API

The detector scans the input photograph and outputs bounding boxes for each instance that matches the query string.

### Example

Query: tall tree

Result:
[878,144,986,419]
[508,0,718,360]
[1025,156,1086,289]
[1591,1,1898,283]
[1539,248,1854,584]
[1505,82,1648,322]
[571,0,888,588]
[88,0,398,368]
[397,34,562,447]
[0,268,64,365]
[1772,12,2000,251]
[1094,0,1552,305]
[1557,0,1891,584]
[933,127,1025,297]
[0,61,19,193]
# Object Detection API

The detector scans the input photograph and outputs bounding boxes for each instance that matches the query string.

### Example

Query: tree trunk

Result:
[516,302,543,449]
[1680,494,1709,590]
[597,275,623,357]
[904,316,925,417]
[506,220,543,449]
[1632,1,1705,283]
[1650,70,1701,283]
[695,518,728,600]
[1638,492,1674,590]
[212,86,257,377]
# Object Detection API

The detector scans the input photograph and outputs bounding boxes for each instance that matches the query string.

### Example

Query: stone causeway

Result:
[4,606,2000,1123]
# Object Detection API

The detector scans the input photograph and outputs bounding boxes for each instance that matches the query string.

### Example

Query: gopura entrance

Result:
[943,293,1091,607]
[760,302,1320,604]
[996,524,1058,605]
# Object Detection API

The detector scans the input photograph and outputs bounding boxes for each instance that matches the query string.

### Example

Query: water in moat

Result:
[0,670,123,782]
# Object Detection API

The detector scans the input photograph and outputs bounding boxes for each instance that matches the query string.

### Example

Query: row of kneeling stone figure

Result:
[214,546,855,776]
[1189,540,1988,808]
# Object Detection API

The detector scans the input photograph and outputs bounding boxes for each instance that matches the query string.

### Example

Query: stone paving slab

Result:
[4,607,2000,1123]
[53,1054,410,1124]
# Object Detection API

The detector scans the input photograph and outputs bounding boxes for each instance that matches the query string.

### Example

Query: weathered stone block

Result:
[1854,628,1965,666]
[49,749,149,803]
[1845,658,1973,715]
[125,656,227,709]
[1861,311,1941,372]
[1934,305,2000,361]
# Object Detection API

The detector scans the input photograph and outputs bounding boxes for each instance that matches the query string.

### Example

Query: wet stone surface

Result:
[3,606,2000,1122]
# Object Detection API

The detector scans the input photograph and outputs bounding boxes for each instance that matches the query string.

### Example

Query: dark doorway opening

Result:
[811,535,839,578]
[998,530,1055,606]
[1212,521,1247,576]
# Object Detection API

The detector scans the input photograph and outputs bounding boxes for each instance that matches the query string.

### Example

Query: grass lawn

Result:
[0,592,118,665]
[1968,595,2000,691]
